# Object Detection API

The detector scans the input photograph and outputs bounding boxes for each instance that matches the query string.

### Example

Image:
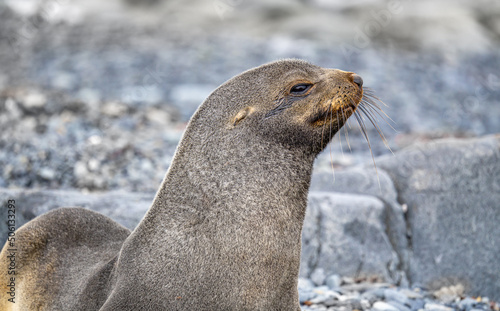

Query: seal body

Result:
[0,59,364,310]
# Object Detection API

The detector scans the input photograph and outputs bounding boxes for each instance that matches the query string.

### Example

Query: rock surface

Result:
[378,134,500,300]
[300,192,404,285]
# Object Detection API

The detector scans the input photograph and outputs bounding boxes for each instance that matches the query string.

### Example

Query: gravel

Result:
[298,275,500,311]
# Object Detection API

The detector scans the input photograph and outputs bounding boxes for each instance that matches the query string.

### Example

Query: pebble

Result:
[424,303,454,311]
[373,301,400,311]
[325,274,341,289]
[400,288,424,300]
[387,300,411,311]
[384,288,411,306]
[38,167,56,180]
[310,268,327,286]
[22,92,47,109]
[5,97,22,119]
[101,101,128,118]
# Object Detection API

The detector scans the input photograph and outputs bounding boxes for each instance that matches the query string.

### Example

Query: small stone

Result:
[146,107,172,125]
[310,268,326,286]
[399,289,424,300]
[52,72,77,90]
[87,135,102,145]
[38,167,56,180]
[409,299,425,311]
[74,161,88,178]
[5,97,22,118]
[387,300,411,311]
[373,301,400,311]
[21,117,37,131]
[433,284,465,303]
[385,288,411,306]
[23,92,47,109]
[299,290,316,304]
[346,298,364,310]
[310,293,330,304]
[77,88,101,105]
[88,159,100,171]
[312,286,330,295]
[140,159,154,172]
[364,287,386,299]
[424,302,454,311]
[458,297,478,311]
[326,274,341,289]
[298,278,315,291]
[101,101,128,117]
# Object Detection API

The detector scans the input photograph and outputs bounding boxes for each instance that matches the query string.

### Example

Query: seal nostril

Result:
[352,74,363,88]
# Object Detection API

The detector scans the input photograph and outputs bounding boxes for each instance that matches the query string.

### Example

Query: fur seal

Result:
[0,59,366,310]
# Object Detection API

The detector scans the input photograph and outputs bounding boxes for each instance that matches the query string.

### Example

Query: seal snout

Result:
[352,74,363,88]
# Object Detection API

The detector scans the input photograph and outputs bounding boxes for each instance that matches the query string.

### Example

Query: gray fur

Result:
[0,59,362,310]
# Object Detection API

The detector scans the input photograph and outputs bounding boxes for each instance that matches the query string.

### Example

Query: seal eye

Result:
[290,83,312,96]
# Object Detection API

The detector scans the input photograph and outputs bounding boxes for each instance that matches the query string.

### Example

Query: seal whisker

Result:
[363,88,388,107]
[340,103,352,151]
[320,101,332,150]
[328,103,336,183]
[354,109,382,191]
[336,109,345,157]
[361,98,397,130]
[354,110,372,150]
[357,105,392,152]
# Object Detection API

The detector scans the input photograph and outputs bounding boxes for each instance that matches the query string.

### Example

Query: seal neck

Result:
[142,124,316,233]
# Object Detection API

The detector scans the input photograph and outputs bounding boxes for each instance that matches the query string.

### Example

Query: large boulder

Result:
[378,134,500,299]
[300,192,405,285]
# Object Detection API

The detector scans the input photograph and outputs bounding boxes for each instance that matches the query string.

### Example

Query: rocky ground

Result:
[299,276,500,311]
[0,0,499,309]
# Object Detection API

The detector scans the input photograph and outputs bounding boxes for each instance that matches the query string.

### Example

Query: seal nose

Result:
[352,74,363,88]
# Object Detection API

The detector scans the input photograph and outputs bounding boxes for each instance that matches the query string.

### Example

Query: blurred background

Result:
[0,0,499,192]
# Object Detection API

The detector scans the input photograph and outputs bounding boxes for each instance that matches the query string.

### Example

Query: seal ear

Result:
[232,107,255,126]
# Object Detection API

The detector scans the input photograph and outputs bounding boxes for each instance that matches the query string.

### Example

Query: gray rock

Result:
[458,297,478,311]
[373,301,400,311]
[21,91,47,109]
[298,277,315,291]
[311,166,410,286]
[362,287,386,303]
[408,299,426,311]
[387,300,412,311]
[325,274,341,289]
[384,288,411,306]
[399,288,424,300]
[310,267,327,286]
[298,290,316,304]
[424,302,454,311]
[300,192,403,284]
[378,135,500,300]
[38,167,56,180]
